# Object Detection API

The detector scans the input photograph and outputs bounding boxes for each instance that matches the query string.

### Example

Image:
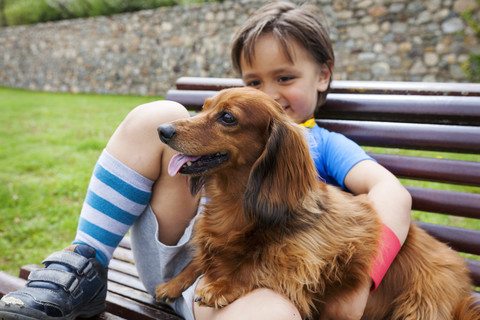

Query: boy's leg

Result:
[194,278,302,320]
[0,100,197,320]
[75,99,197,262]
[106,100,199,246]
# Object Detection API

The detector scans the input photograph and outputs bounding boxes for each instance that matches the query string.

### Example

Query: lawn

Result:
[0,87,163,275]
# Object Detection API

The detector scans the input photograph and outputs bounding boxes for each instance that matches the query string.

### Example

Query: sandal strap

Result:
[42,251,93,275]
[28,269,80,293]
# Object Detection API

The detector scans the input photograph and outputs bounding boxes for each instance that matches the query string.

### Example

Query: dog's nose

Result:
[157,124,176,144]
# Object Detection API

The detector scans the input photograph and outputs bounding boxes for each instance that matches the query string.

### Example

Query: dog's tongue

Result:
[168,153,201,176]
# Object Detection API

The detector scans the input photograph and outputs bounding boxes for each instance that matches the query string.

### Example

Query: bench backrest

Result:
[166,77,480,290]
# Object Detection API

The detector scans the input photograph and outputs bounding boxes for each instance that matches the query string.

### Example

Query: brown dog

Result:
[156,87,479,319]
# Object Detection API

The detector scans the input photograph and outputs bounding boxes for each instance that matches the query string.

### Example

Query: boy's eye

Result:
[245,80,261,87]
[278,76,294,83]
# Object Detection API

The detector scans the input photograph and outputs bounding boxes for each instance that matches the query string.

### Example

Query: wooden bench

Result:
[1,77,479,318]
[166,77,480,298]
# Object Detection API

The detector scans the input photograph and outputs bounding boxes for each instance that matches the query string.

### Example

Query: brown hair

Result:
[231,1,335,109]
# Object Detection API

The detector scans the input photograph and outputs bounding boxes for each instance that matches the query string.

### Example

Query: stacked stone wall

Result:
[0,0,478,96]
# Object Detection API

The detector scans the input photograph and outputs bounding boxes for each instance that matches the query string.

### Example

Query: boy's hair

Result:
[231,1,335,109]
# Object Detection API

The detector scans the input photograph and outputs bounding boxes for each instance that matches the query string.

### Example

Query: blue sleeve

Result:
[307,126,374,190]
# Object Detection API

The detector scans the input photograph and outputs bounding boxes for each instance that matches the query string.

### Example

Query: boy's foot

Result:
[0,245,107,320]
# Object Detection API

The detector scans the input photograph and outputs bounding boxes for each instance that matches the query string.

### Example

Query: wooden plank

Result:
[0,271,27,298]
[166,90,480,124]
[466,259,480,288]
[108,258,139,278]
[323,94,480,116]
[174,77,480,96]
[176,77,243,90]
[112,246,135,263]
[407,187,480,219]
[329,80,480,96]
[105,291,181,320]
[317,120,480,153]
[371,153,480,187]
[108,268,146,292]
[415,221,480,256]
[165,89,216,110]
[119,236,132,249]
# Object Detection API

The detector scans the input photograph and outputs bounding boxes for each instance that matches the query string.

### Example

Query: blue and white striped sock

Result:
[73,149,154,267]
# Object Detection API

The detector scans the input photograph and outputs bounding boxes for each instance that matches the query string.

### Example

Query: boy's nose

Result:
[262,85,281,102]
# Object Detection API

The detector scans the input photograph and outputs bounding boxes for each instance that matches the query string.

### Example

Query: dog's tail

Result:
[453,295,480,320]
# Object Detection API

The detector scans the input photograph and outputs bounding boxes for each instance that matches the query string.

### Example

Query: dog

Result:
[156,87,479,319]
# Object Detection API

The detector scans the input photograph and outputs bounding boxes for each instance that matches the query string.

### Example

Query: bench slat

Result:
[321,94,480,125]
[467,260,480,288]
[174,77,480,96]
[166,89,216,110]
[415,221,480,256]
[407,186,480,219]
[330,81,480,96]
[0,271,27,298]
[371,153,480,187]
[108,269,146,292]
[111,246,134,263]
[105,291,180,320]
[109,259,139,278]
[318,120,480,153]
[323,94,480,115]
[166,90,480,125]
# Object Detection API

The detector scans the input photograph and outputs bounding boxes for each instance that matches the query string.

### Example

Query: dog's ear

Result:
[243,116,317,229]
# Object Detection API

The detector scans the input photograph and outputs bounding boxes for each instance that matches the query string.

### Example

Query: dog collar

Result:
[300,118,316,129]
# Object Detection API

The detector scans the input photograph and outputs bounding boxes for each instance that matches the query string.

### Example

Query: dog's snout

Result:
[158,124,176,144]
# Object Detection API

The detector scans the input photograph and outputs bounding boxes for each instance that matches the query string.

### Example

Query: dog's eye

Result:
[218,111,237,126]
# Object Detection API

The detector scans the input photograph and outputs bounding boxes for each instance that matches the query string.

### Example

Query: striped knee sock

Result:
[73,149,154,267]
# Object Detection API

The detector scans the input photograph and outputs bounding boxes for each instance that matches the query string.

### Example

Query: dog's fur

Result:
[156,87,479,319]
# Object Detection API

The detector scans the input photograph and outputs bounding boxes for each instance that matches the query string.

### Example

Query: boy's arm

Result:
[344,159,411,246]
[322,159,411,320]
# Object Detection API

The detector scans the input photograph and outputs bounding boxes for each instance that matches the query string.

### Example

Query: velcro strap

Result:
[42,251,89,274]
[28,269,79,293]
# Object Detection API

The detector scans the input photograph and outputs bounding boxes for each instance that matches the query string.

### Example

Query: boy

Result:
[0,2,411,320]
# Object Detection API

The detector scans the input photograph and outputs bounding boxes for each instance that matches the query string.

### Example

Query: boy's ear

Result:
[317,61,333,92]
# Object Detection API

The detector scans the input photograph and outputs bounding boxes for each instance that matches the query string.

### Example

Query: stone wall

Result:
[0,0,478,96]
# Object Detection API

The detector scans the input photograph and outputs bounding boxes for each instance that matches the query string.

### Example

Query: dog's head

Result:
[158,87,285,177]
[158,87,318,228]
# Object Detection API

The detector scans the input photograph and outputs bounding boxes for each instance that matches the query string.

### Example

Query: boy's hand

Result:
[320,280,371,320]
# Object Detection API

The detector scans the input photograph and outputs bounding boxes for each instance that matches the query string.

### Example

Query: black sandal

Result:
[0,245,107,320]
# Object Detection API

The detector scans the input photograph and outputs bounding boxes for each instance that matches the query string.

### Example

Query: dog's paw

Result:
[155,281,184,303]
[195,282,240,309]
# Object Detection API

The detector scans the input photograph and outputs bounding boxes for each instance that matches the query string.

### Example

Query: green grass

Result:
[0,87,163,275]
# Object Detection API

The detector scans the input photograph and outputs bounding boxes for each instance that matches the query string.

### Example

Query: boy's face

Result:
[239,33,330,124]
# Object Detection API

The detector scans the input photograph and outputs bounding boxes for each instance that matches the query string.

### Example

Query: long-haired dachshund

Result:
[156,87,479,319]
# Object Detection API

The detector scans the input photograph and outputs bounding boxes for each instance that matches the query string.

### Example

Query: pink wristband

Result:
[370,224,401,291]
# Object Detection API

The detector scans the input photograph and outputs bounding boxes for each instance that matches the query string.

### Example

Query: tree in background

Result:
[0,0,7,27]
[0,0,208,27]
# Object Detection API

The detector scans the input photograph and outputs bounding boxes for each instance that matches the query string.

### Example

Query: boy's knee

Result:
[116,100,190,138]
[209,288,302,320]
[127,100,190,126]
[249,289,301,320]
